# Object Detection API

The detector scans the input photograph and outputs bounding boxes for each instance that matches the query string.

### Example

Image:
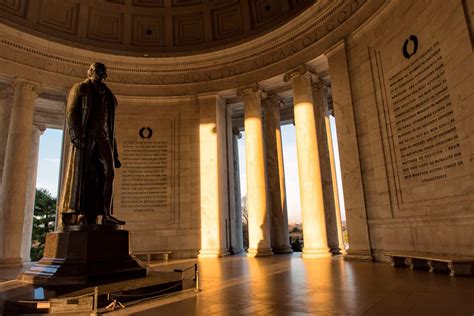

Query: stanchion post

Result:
[194,264,201,292]
[90,287,99,316]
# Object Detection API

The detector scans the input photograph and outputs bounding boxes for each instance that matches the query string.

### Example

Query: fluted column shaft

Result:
[239,85,273,257]
[0,78,42,266]
[21,124,46,262]
[312,82,345,254]
[0,84,14,196]
[263,96,292,253]
[285,67,330,258]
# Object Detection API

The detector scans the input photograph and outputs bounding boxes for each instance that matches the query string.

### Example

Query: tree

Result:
[291,226,302,233]
[30,188,56,261]
[290,237,302,252]
[241,195,249,250]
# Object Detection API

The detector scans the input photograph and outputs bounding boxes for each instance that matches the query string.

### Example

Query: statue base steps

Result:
[19,225,146,286]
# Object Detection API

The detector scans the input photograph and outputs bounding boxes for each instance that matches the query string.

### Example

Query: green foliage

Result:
[30,188,56,261]
[241,195,249,250]
[291,226,302,233]
[290,237,302,252]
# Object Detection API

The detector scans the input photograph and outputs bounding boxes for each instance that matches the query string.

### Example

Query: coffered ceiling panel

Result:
[0,0,317,55]
[0,0,28,17]
[87,9,124,43]
[212,4,243,40]
[249,0,284,28]
[37,0,80,35]
[173,14,205,46]
[132,14,165,46]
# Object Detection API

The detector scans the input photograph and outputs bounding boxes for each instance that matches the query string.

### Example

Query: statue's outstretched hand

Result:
[114,157,121,168]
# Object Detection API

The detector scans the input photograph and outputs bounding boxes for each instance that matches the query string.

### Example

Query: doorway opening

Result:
[29,128,62,261]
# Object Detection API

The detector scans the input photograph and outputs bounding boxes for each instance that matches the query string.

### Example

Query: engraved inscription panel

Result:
[121,140,170,210]
[115,116,178,225]
[387,40,465,201]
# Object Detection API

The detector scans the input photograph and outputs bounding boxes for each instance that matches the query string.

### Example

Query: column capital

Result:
[13,78,43,96]
[0,83,14,100]
[232,126,242,139]
[283,65,309,82]
[262,93,282,107]
[33,123,47,135]
[236,84,264,97]
[311,79,327,91]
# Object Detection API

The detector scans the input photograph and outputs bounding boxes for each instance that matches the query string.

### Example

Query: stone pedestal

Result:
[20,225,146,285]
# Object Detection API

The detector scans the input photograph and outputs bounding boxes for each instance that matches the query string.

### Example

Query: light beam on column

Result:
[237,84,273,257]
[284,66,331,259]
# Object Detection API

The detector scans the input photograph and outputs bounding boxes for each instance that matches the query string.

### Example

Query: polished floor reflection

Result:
[115,254,474,315]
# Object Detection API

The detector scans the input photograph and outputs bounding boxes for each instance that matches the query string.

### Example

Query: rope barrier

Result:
[106,281,182,298]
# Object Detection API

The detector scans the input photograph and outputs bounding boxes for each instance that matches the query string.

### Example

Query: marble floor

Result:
[110,253,474,315]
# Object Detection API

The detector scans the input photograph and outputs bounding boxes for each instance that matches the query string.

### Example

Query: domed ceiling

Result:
[0,0,316,56]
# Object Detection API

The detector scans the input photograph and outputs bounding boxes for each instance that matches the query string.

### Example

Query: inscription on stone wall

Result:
[120,141,169,211]
[388,41,464,184]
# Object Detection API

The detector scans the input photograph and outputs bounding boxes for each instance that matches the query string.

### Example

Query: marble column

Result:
[312,81,345,254]
[21,124,46,262]
[0,84,14,197]
[0,84,13,264]
[232,127,244,254]
[237,85,273,257]
[198,94,230,258]
[263,95,292,253]
[326,41,372,260]
[284,66,330,258]
[0,78,42,267]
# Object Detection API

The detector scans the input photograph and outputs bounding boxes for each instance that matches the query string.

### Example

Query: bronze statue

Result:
[60,62,125,226]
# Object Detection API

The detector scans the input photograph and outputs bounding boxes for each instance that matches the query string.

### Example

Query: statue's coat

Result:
[59,79,118,218]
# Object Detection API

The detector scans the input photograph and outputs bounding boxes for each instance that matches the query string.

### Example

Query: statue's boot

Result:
[102,214,125,225]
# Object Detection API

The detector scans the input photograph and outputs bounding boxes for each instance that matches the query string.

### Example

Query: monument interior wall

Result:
[113,96,203,258]
[0,0,472,262]
[345,0,473,259]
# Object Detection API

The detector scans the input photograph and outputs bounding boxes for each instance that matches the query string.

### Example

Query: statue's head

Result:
[87,62,107,83]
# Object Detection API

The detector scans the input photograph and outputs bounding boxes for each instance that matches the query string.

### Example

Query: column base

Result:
[302,247,332,259]
[272,245,293,254]
[198,248,230,258]
[231,247,245,254]
[247,247,274,257]
[343,249,373,261]
[0,258,23,268]
[329,246,344,255]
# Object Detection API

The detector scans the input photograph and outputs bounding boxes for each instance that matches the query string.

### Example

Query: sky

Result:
[36,128,63,197]
[36,119,345,224]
